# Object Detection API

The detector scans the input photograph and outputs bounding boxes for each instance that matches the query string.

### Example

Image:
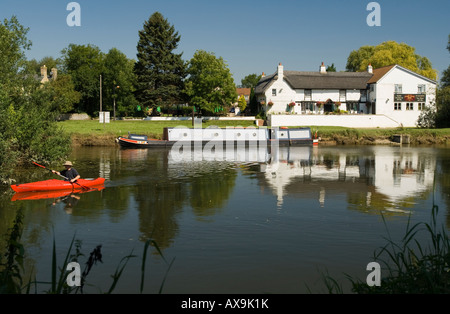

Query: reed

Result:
[0,210,174,294]
[321,183,450,294]
[349,204,450,293]
[0,208,25,294]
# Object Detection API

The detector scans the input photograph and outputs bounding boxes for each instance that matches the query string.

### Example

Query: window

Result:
[339,90,346,101]
[304,89,312,101]
[394,103,402,110]
[370,85,374,92]
[272,89,277,96]
[418,103,425,111]
[418,84,426,94]
[395,84,402,93]
[406,103,413,111]
[360,89,367,101]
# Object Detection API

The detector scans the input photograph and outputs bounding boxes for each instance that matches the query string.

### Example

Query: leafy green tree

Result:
[0,16,32,97]
[61,44,105,115]
[185,50,237,115]
[435,87,450,128]
[326,63,337,72]
[44,74,81,114]
[241,74,261,89]
[346,41,437,80]
[102,48,139,117]
[0,16,70,181]
[134,12,186,109]
[249,87,259,115]
[442,35,450,87]
[427,35,450,128]
[26,56,61,75]
[237,95,247,112]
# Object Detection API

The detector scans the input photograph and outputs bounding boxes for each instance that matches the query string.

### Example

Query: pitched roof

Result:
[367,64,437,84]
[255,64,436,94]
[255,73,277,94]
[255,71,372,93]
[284,71,373,90]
[366,65,395,84]
[236,88,251,96]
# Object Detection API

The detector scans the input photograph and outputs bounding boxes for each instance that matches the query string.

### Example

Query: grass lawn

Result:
[58,119,257,138]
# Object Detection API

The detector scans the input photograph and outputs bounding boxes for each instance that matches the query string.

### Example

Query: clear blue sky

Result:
[2,0,449,84]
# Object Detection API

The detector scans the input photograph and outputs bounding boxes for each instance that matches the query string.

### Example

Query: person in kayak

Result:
[52,161,81,183]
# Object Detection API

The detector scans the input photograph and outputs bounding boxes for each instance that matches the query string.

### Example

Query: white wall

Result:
[269,114,403,128]
[373,67,436,126]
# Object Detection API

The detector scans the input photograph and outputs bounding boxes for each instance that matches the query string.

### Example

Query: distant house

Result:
[236,88,251,104]
[255,62,437,127]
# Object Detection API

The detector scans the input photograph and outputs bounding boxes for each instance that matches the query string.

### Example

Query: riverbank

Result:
[59,120,450,147]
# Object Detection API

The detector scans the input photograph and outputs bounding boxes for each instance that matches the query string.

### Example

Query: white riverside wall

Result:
[268,114,409,128]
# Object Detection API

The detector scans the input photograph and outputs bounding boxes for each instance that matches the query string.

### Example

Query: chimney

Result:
[320,62,326,74]
[51,68,58,81]
[261,72,265,78]
[367,63,373,74]
[277,63,283,81]
[40,65,49,83]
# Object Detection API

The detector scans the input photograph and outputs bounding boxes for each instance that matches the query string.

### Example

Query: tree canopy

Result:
[441,35,450,87]
[241,74,261,89]
[0,16,71,182]
[134,12,186,109]
[346,41,437,81]
[102,48,139,117]
[61,44,105,115]
[434,34,450,128]
[185,50,237,115]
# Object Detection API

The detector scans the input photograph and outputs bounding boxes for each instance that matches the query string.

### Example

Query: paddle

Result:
[32,161,90,191]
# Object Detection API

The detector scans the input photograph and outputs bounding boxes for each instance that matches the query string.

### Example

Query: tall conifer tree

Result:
[134,12,186,109]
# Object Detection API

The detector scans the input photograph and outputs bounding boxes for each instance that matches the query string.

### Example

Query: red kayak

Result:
[11,178,106,193]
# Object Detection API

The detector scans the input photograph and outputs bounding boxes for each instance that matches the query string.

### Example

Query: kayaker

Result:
[52,161,81,183]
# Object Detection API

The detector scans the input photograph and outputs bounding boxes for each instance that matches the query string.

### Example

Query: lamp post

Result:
[113,84,120,121]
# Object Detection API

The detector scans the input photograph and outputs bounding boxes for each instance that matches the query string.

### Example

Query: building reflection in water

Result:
[165,144,436,212]
[264,145,435,211]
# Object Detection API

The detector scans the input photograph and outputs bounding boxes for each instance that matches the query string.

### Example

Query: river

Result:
[1,144,449,294]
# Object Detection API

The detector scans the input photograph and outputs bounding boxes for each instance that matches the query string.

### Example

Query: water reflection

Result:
[1,144,449,294]
[11,186,106,214]
[264,146,436,212]
[162,144,437,214]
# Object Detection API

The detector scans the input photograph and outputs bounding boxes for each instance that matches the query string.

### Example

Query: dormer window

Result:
[272,89,277,96]
[304,89,312,101]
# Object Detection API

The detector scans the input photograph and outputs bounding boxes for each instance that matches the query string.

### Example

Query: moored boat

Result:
[117,127,315,149]
[11,177,106,193]
[116,134,172,148]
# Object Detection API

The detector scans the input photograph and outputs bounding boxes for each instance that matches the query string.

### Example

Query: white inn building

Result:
[255,63,437,128]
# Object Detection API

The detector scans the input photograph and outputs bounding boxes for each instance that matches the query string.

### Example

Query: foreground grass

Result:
[322,186,450,294]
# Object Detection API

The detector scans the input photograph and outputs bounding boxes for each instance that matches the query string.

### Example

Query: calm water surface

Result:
[1,144,450,294]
